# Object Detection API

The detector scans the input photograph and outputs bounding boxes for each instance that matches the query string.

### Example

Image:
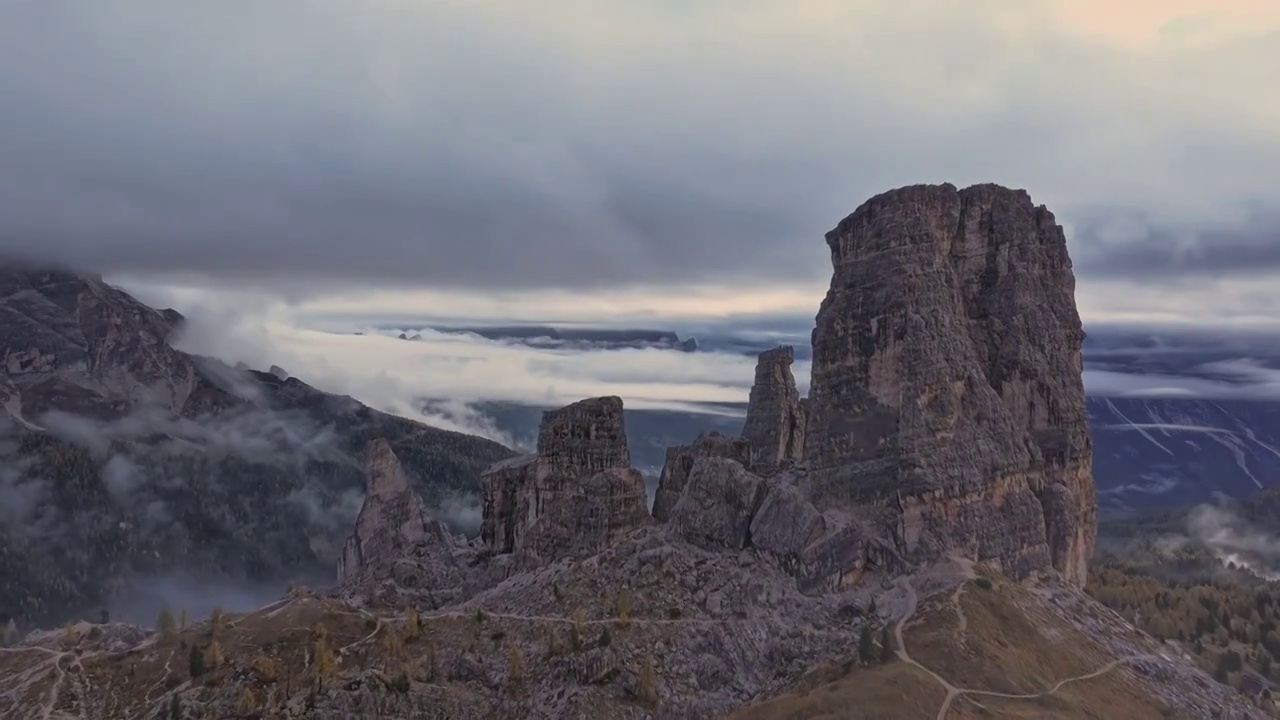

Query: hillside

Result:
[731,566,1262,719]
[0,268,516,629]
[1085,489,1280,702]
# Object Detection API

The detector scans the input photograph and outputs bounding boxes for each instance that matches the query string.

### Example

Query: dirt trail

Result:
[891,576,1160,720]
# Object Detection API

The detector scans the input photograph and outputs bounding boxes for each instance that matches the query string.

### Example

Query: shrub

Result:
[157,609,177,640]
[571,609,586,651]
[638,654,658,707]
[616,591,633,630]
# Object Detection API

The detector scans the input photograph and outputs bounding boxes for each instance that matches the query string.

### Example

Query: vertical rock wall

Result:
[481,396,650,560]
[803,183,1095,584]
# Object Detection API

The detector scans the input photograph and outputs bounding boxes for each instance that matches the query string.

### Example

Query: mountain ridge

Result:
[0,184,1268,718]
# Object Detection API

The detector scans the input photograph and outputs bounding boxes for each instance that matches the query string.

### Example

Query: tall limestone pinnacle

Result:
[804,182,1095,584]
[741,345,806,466]
[337,439,429,583]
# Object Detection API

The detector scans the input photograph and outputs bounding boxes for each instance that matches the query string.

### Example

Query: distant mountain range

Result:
[389,324,700,352]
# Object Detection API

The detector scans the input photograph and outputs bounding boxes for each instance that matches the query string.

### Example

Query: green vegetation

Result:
[1089,558,1280,695]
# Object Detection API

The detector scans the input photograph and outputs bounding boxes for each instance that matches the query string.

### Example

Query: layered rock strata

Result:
[803,183,1095,584]
[481,396,651,560]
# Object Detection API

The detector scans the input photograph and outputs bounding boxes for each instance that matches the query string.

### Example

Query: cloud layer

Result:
[2,1,1278,302]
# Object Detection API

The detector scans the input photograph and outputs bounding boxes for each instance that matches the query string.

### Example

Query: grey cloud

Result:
[1,2,1278,293]
[1073,205,1280,280]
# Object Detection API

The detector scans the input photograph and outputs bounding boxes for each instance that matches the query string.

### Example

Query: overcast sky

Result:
[2,1,1278,327]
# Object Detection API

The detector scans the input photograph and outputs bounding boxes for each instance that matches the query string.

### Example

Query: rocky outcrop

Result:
[338,439,430,582]
[741,346,805,466]
[535,396,631,472]
[653,347,806,521]
[666,458,765,549]
[803,183,1095,584]
[337,439,466,606]
[481,396,650,560]
[652,432,754,522]
[0,268,198,418]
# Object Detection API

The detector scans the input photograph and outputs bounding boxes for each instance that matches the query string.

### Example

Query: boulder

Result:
[652,433,754,522]
[666,458,765,549]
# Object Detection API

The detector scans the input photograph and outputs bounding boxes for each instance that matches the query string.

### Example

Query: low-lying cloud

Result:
[1185,504,1280,581]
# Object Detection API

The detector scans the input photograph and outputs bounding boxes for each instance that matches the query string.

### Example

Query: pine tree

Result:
[188,643,206,678]
[158,609,177,640]
[205,638,224,669]
[571,609,586,651]
[508,644,526,691]
[858,625,875,664]
[404,607,421,641]
[236,687,259,714]
[0,619,17,647]
[314,630,338,689]
[617,591,633,630]
[879,626,895,664]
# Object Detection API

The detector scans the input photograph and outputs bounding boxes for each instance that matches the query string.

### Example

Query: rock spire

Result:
[804,182,1095,583]
[741,345,805,466]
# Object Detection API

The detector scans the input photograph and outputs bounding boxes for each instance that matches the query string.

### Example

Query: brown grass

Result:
[727,662,946,720]
[727,571,1192,720]
[904,577,1110,696]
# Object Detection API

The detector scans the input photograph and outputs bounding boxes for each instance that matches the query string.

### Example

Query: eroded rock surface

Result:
[666,458,765,550]
[338,439,431,583]
[652,433,754,522]
[804,182,1095,583]
[653,347,805,521]
[741,346,805,466]
[337,439,468,608]
[481,396,650,560]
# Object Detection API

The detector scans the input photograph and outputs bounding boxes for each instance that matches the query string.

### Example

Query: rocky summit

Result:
[805,182,1095,585]
[0,184,1261,720]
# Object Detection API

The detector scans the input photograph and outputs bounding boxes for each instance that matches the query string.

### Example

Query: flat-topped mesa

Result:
[741,345,806,467]
[481,396,650,560]
[337,439,449,584]
[804,182,1096,585]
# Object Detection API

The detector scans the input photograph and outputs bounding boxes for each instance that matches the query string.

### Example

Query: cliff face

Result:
[481,396,651,560]
[652,347,806,522]
[804,183,1094,584]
